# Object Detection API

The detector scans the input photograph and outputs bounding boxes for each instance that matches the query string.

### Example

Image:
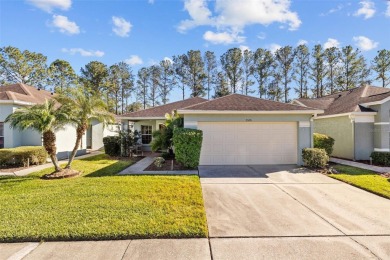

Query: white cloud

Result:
[163,57,173,63]
[323,38,340,49]
[51,15,79,35]
[148,0,155,4]
[61,48,104,57]
[353,36,378,51]
[386,2,390,17]
[112,16,132,37]
[269,43,282,53]
[203,30,245,45]
[178,0,301,44]
[297,39,308,46]
[354,0,375,19]
[124,55,143,65]
[239,45,250,52]
[26,0,71,13]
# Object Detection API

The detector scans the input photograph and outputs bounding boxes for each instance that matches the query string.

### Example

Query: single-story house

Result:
[119,97,208,151]
[0,83,87,159]
[120,94,322,165]
[292,85,390,161]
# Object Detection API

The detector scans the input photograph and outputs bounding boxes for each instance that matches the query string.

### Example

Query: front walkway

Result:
[0,150,103,177]
[330,157,390,173]
[119,154,198,175]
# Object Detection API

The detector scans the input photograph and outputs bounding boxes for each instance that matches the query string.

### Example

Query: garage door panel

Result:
[198,122,298,165]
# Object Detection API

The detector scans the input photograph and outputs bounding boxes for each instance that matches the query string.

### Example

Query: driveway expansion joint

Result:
[121,240,132,260]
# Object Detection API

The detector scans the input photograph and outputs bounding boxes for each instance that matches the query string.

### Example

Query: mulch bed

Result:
[41,169,81,180]
[144,159,196,171]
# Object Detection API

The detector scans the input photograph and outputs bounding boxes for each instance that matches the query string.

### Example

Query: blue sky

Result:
[1,0,390,102]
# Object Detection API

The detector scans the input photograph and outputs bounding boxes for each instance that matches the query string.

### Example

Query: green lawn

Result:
[0,154,208,242]
[330,164,390,199]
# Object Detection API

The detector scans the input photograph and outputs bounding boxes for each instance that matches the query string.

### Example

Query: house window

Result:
[0,122,4,149]
[141,125,152,144]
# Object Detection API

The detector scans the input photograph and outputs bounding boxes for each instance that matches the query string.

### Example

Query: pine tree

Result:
[148,65,161,107]
[213,72,230,98]
[337,46,370,90]
[274,46,296,102]
[221,48,243,93]
[159,59,175,104]
[203,51,218,99]
[324,47,341,94]
[185,50,206,97]
[293,45,310,98]
[253,48,275,98]
[47,59,77,95]
[136,67,150,109]
[310,45,327,97]
[372,49,390,88]
[241,49,255,95]
[172,54,188,100]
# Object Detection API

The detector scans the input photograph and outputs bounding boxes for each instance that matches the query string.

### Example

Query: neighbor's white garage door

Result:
[198,122,298,165]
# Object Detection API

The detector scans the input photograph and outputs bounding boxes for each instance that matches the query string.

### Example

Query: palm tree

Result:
[56,88,114,169]
[5,99,70,172]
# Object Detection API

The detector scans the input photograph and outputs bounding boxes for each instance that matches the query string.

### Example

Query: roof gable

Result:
[0,83,54,104]
[181,94,317,112]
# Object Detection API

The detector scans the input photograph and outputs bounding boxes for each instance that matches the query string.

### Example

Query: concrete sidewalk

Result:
[2,236,389,260]
[0,150,103,177]
[330,157,390,173]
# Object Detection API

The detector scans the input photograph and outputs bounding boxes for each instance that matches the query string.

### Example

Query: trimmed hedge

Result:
[371,151,390,166]
[103,136,120,156]
[314,133,335,155]
[302,148,329,168]
[0,146,47,167]
[173,128,203,168]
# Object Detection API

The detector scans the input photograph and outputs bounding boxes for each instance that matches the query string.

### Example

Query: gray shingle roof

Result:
[295,85,390,116]
[182,93,317,111]
[120,97,208,118]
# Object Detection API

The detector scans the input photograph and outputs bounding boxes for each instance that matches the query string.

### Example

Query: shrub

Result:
[154,157,165,168]
[314,133,335,155]
[173,128,203,168]
[102,136,120,156]
[302,148,329,168]
[0,146,47,167]
[371,152,390,166]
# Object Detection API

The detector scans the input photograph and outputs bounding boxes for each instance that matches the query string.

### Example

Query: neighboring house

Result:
[119,97,207,151]
[120,94,321,165]
[0,83,86,159]
[86,119,119,150]
[292,85,390,161]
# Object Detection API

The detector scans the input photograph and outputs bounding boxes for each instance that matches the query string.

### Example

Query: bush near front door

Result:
[173,128,203,168]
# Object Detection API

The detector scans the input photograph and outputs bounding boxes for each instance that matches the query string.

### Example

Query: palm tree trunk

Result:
[43,130,62,172]
[66,124,87,169]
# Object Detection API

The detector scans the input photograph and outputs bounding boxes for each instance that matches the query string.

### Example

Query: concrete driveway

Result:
[199,165,390,259]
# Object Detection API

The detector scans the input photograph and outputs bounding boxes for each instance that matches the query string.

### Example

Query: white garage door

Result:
[198,122,298,165]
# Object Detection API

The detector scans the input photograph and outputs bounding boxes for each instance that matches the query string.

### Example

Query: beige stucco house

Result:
[293,85,390,161]
[120,94,322,165]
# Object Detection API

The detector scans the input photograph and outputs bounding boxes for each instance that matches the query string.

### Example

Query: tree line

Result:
[1,45,390,113]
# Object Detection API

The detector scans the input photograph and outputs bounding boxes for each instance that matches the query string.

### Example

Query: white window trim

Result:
[374,122,390,125]
[141,125,152,145]
[374,148,390,152]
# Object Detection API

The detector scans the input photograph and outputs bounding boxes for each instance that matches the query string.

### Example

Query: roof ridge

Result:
[18,83,33,96]
[5,90,16,100]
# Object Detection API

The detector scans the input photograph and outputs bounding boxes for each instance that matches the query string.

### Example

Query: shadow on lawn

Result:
[83,161,131,178]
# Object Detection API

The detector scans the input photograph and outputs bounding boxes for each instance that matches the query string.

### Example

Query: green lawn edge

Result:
[329,164,390,199]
